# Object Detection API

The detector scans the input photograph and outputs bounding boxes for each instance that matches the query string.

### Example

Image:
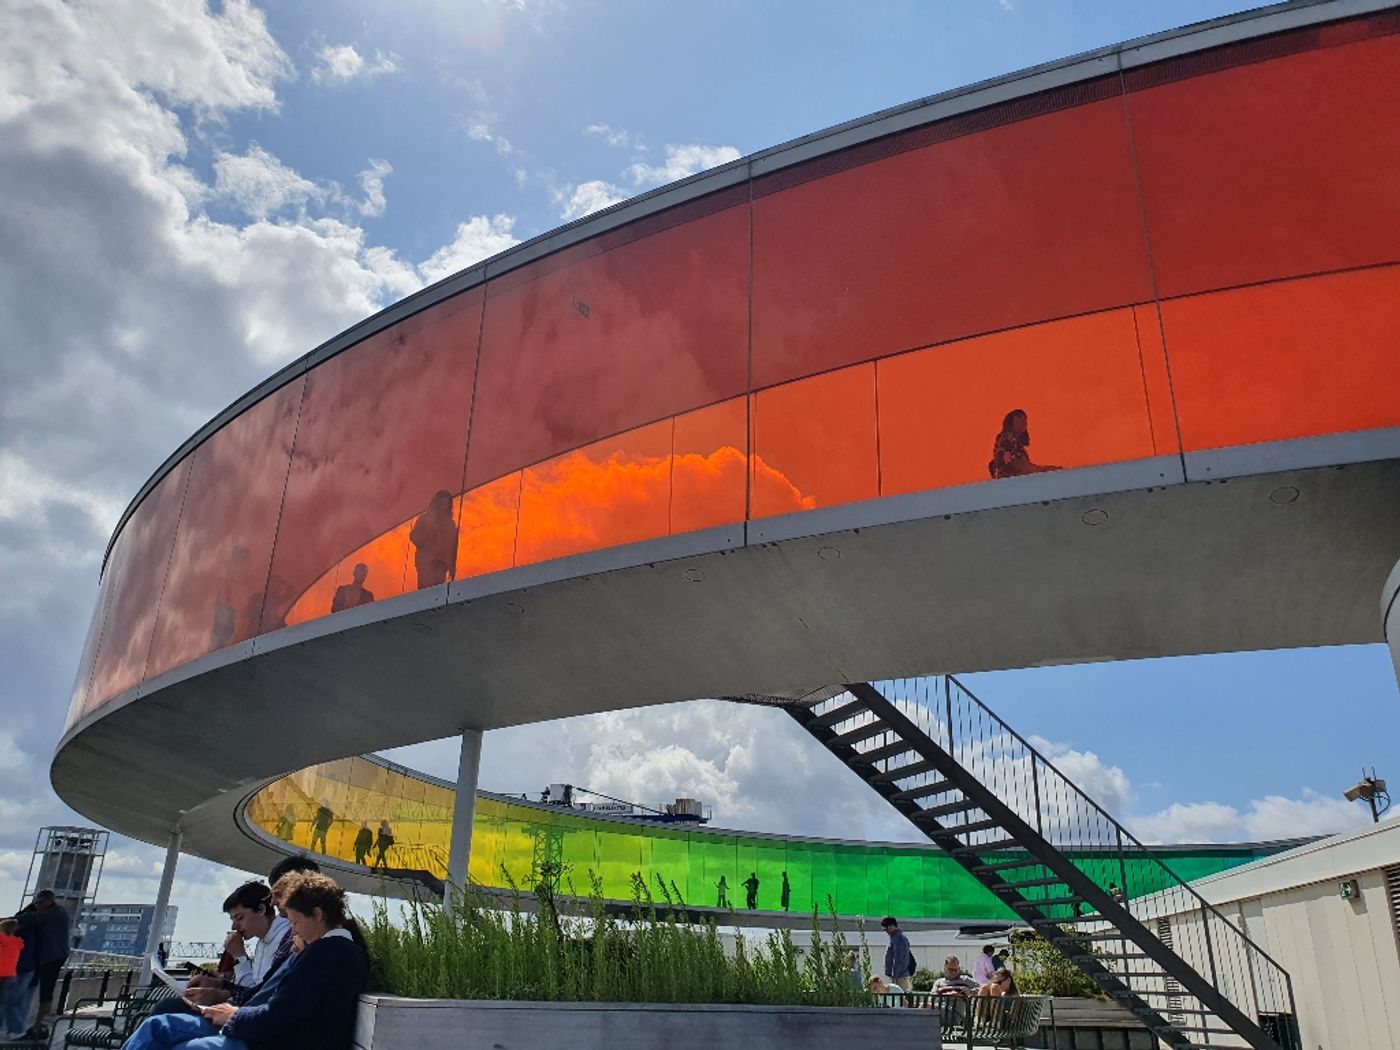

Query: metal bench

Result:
[63,986,169,1049]
[874,991,1047,1049]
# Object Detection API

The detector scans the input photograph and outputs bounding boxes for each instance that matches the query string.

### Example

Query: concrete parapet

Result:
[354,996,939,1050]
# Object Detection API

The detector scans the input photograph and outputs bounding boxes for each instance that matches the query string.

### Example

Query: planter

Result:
[355,995,940,1050]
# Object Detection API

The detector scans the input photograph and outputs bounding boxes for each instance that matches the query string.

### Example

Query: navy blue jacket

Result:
[223,933,367,1050]
[884,929,915,979]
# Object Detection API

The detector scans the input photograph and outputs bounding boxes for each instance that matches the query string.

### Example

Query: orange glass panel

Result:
[1128,29,1400,298]
[515,419,673,566]
[750,364,877,519]
[751,97,1152,390]
[265,294,481,632]
[1161,265,1400,452]
[67,537,131,729]
[145,379,303,679]
[456,472,523,580]
[466,203,749,489]
[878,309,1158,496]
[1133,304,1180,459]
[85,457,193,710]
[671,397,748,534]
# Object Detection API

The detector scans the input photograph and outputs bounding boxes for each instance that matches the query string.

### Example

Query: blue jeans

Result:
[2,970,36,1037]
[121,1012,250,1050]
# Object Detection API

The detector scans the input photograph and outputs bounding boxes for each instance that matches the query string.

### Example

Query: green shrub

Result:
[910,967,939,992]
[1008,926,1106,999]
[364,866,873,1007]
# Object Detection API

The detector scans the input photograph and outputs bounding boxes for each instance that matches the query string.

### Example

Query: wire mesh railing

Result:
[793,674,1297,1048]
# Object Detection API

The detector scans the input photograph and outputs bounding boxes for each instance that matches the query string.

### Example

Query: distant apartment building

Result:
[77,904,178,957]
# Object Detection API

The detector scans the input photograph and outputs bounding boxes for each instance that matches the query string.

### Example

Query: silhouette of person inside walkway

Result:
[988,409,1061,479]
[331,563,375,613]
[410,490,456,588]
[353,822,373,866]
[375,819,395,868]
[744,872,760,910]
[780,870,791,911]
[716,875,729,909]
[310,801,333,853]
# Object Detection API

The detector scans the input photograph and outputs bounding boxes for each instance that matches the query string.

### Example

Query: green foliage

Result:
[911,967,939,992]
[364,866,873,1007]
[1008,927,1106,999]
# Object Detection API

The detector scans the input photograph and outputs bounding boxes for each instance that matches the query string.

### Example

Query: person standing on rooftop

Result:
[880,916,915,992]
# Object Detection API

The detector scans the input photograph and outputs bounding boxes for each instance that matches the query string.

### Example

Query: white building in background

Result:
[1153,817,1400,1050]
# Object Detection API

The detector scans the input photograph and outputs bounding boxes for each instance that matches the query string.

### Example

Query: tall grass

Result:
[365,866,872,1007]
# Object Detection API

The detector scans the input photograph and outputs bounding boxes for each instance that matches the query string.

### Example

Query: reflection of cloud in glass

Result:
[283,445,811,627]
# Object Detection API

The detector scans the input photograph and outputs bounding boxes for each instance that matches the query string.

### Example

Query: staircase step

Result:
[857,741,914,764]
[952,838,1021,855]
[920,797,978,818]
[871,759,939,783]
[970,857,1038,873]
[1010,895,1083,911]
[808,698,871,728]
[945,817,1001,834]
[830,721,890,748]
[889,779,955,802]
[995,876,1066,890]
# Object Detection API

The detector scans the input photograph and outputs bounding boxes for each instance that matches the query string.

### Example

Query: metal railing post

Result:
[1200,906,1220,989]
[97,969,110,1005]
[1031,757,1043,835]
[57,969,73,1013]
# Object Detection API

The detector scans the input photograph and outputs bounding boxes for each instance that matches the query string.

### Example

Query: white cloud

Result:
[418,214,520,283]
[625,143,741,187]
[357,158,392,218]
[311,43,400,85]
[0,0,512,938]
[467,117,517,158]
[557,179,629,221]
[583,122,639,149]
[214,143,322,220]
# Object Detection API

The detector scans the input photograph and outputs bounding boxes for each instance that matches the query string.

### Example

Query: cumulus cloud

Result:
[357,158,392,218]
[583,122,640,149]
[625,143,741,186]
[418,214,520,283]
[214,143,322,220]
[558,179,629,220]
[311,43,400,85]
[555,140,741,220]
[0,0,511,935]
[1133,790,1370,844]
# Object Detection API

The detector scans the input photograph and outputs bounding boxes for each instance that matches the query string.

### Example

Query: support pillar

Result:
[1385,559,1400,694]
[444,728,483,913]
[142,827,181,983]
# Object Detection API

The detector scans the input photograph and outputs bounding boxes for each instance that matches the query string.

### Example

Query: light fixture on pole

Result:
[1342,767,1390,823]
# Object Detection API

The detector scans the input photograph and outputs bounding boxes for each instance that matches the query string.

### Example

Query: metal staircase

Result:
[733,676,1297,1050]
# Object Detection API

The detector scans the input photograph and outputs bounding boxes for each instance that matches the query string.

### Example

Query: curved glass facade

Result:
[69,11,1400,728]
[245,755,1290,921]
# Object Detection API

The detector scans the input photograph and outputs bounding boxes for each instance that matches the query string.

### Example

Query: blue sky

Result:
[1,0,1395,942]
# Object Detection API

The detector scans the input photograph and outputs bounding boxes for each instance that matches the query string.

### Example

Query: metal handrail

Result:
[862,673,1297,1031]
[945,673,1293,982]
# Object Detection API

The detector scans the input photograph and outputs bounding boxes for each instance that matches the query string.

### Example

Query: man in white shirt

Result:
[186,881,293,1006]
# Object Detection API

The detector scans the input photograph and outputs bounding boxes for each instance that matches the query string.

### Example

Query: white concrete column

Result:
[444,728,483,913]
[1384,559,1400,693]
[141,827,181,983]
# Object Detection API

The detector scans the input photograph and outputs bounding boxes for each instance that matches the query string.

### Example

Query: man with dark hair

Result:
[267,855,320,889]
[171,881,294,1012]
[880,916,915,993]
[13,889,68,1037]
